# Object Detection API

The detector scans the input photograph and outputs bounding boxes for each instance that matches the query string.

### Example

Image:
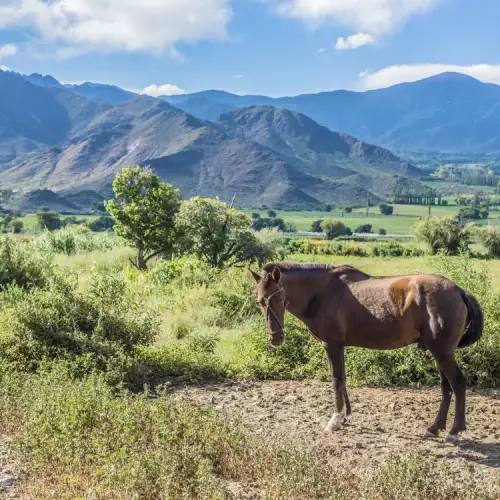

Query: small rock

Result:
[283,395,298,404]
[0,475,14,488]
[354,442,364,449]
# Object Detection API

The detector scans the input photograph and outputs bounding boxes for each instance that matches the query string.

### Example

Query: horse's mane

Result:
[262,262,371,281]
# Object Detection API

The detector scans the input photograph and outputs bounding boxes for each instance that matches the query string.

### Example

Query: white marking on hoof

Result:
[324,409,346,432]
[445,432,459,444]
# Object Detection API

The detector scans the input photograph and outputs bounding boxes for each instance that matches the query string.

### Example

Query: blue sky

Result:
[1,0,500,97]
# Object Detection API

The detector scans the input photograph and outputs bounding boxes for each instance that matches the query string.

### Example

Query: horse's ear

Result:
[248,269,261,285]
[272,267,281,282]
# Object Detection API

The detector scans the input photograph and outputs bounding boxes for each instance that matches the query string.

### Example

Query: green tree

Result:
[321,220,352,240]
[412,216,470,255]
[311,219,323,232]
[37,210,61,231]
[177,197,259,268]
[355,224,372,233]
[379,203,394,216]
[8,219,23,234]
[267,210,277,218]
[105,166,181,270]
[344,206,353,214]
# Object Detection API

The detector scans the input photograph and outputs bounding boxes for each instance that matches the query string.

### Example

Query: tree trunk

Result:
[136,248,146,270]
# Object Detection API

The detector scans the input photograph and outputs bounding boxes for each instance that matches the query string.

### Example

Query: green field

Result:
[16,213,99,234]
[249,204,500,234]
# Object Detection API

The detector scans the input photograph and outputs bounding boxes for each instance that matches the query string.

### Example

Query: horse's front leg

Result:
[324,342,347,432]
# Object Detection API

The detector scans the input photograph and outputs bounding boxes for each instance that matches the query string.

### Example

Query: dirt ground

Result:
[176,380,500,485]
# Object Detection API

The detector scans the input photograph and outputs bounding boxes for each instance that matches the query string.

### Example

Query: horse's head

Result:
[249,266,287,347]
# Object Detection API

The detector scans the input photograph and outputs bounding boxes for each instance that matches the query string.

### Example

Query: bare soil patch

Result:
[177,381,500,484]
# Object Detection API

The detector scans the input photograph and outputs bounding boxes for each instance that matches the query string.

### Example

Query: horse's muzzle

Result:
[269,331,285,348]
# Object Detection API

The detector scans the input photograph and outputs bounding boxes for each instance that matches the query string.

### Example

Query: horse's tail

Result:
[458,290,484,349]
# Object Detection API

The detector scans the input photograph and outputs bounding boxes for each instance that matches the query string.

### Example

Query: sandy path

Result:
[177,380,500,484]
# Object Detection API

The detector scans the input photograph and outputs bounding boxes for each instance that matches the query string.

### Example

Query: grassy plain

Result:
[249,203,500,234]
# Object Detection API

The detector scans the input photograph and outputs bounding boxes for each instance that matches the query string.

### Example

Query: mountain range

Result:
[0,69,425,209]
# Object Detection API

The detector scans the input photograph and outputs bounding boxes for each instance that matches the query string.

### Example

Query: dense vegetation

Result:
[1,166,500,497]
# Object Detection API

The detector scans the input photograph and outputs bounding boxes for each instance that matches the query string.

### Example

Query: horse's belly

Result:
[345,316,420,350]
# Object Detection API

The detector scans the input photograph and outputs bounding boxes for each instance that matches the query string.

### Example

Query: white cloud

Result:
[0,65,10,71]
[0,0,231,56]
[359,64,500,90]
[232,74,244,79]
[0,43,17,60]
[141,83,185,97]
[268,0,443,36]
[318,47,326,53]
[335,32,374,50]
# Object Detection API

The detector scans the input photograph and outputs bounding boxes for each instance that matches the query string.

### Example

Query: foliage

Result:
[379,203,394,215]
[458,207,488,220]
[252,216,286,231]
[371,241,425,258]
[413,216,470,255]
[477,225,500,257]
[88,215,115,232]
[321,219,352,239]
[267,209,277,218]
[379,228,387,235]
[0,267,159,382]
[311,219,323,232]
[177,196,259,268]
[319,203,332,212]
[36,210,61,231]
[105,166,181,270]
[344,206,353,214]
[38,226,116,256]
[355,223,372,233]
[8,219,23,233]
[0,238,51,290]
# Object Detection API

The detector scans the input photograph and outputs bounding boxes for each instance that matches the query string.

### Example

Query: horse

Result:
[249,262,484,443]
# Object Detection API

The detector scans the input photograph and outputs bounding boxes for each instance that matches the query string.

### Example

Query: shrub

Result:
[0,267,160,382]
[88,215,115,232]
[38,226,116,255]
[321,220,352,239]
[311,219,323,232]
[379,228,387,235]
[0,238,51,290]
[8,219,23,233]
[477,225,500,257]
[355,223,372,233]
[344,206,353,214]
[379,203,394,215]
[413,216,470,255]
[37,210,61,231]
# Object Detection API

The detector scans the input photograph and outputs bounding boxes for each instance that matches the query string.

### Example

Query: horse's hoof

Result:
[445,432,459,444]
[324,422,342,433]
[425,429,439,438]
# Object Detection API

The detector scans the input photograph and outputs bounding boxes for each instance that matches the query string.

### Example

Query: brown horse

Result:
[249,262,483,443]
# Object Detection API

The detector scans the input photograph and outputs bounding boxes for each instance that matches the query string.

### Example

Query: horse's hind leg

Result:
[324,342,347,432]
[343,355,351,416]
[426,369,452,437]
[430,352,467,443]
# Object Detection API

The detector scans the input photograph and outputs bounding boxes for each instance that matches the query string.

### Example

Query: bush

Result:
[8,219,23,233]
[379,228,387,235]
[355,223,372,233]
[321,220,352,239]
[88,215,115,232]
[0,267,160,382]
[379,203,394,215]
[477,225,500,257]
[38,226,116,255]
[37,210,61,231]
[311,219,323,232]
[413,216,470,255]
[0,238,51,290]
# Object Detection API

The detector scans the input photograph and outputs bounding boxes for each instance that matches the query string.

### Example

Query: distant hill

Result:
[0,73,420,209]
[164,73,500,153]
